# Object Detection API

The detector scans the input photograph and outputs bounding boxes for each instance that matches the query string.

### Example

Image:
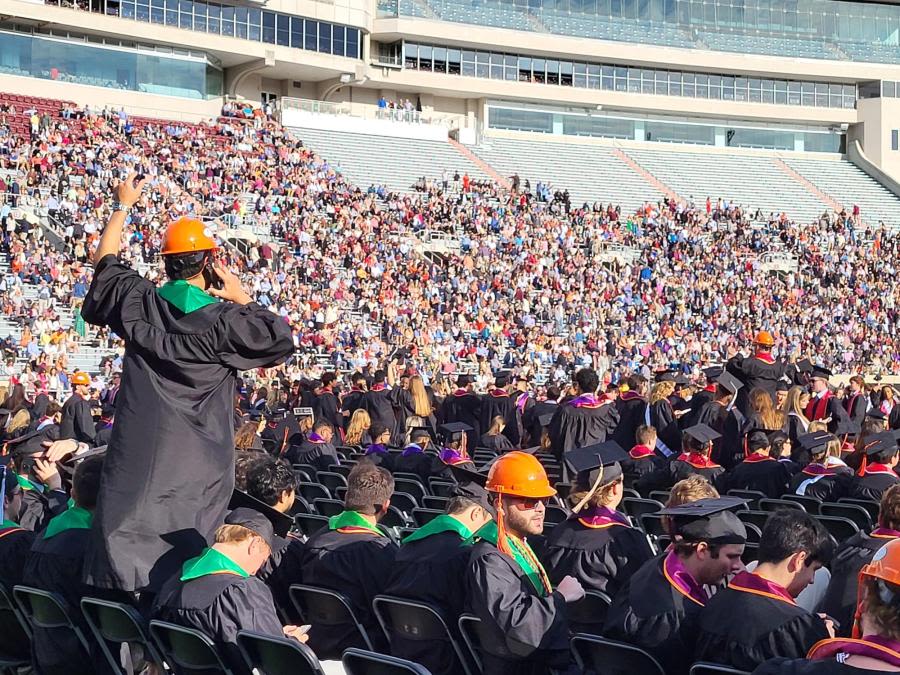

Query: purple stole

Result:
[728,571,795,605]
[365,443,388,456]
[662,550,708,606]
[576,505,631,529]
[808,635,900,667]
[568,394,600,409]
[439,447,470,466]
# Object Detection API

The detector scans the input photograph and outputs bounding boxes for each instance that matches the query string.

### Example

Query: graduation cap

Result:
[439,422,472,443]
[564,441,628,495]
[703,366,724,380]
[655,370,677,383]
[225,506,276,549]
[658,497,748,545]
[716,372,743,395]
[409,426,435,442]
[835,419,861,437]
[858,431,900,476]
[494,371,511,388]
[448,465,494,515]
[746,430,771,453]
[5,426,60,458]
[537,413,555,428]
[674,374,691,387]
[683,423,722,445]
[248,409,264,422]
[797,358,814,374]
[810,365,832,381]
[228,489,293,539]
[798,431,835,456]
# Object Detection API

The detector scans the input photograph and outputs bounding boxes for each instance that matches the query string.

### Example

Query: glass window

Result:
[177,0,191,28]
[504,54,518,81]
[432,46,446,73]
[248,8,261,41]
[333,25,345,56]
[191,1,206,31]
[884,81,897,97]
[588,64,601,89]
[893,129,899,151]
[150,0,164,24]
[476,51,489,78]
[762,79,775,104]
[734,77,748,101]
[721,75,735,100]
[165,4,178,26]
[276,13,290,46]
[518,56,532,82]
[318,22,331,53]
[708,74,721,99]
[748,78,761,103]
[787,81,801,105]
[121,0,136,18]
[448,48,461,75]
[574,62,588,88]
[645,120,715,144]
[801,81,815,106]
[488,107,553,134]
[563,114,634,139]
[290,16,302,48]
[614,66,627,91]
[695,73,708,98]
[489,52,503,79]
[419,44,433,71]
[560,60,573,86]
[304,20,317,51]
[346,28,359,59]
[207,3,220,33]
[627,67,641,93]
[843,84,856,109]
[655,70,668,95]
[668,72,682,96]
[640,68,654,94]
[682,72,695,97]
[220,5,234,35]
[815,82,828,106]
[546,60,560,85]
[462,49,475,77]
[262,11,276,43]
[532,58,545,83]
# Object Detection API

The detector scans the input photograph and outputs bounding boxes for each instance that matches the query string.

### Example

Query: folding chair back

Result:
[236,629,325,675]
[690,662,751,674]
[759,498,805,512]
[567,590,613,635]
[293,514,329,538]
[457,613,486,673]
[571,634,666,675]
[411,508,443,527]
[81,596,165,675]
[0,584,30,670]
[342,647,431,674]
[13,585,91,657]
[149,619,234,674]
[288,584,374,651]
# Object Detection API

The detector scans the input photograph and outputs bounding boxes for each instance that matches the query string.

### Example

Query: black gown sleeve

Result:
[75,400,96,444]
[81,254,153,333]
[220,579,286,638]
[216,303,295,370]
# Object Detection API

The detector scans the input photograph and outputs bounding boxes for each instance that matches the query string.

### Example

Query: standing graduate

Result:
[844,376,870,430]
[522,386,560,448]
[603,497,748,675]
[152,508,308,675]
[479,372,517,447]
[510,374,535,448]
[59,371,97,445]
[340,373,368,429]
[548,368,619,461]
[682,366,723,430]
[363,370,397,435]
[805,367,853,434]
[702,372,748,470]
[45,175,294,598]
[693,510,834,672]
[719,430,797,498]
[648,374,682,456]
[612,374,649,451]
[439,375,482,449]
[542,442,654,632]
[383,465,494,675]
[467,451,584,675]
[726,331,789,414]
[819,483,900,635]
[847,432,900,502]
[313,372,343,432]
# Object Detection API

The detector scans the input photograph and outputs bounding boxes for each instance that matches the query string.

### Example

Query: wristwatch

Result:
[111,201,131,214]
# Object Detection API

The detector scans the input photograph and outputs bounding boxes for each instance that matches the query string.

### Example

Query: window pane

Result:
[262,11,275,43]
[346,28,359,58]
[318,22,331,53]
[276,13,290,46]
[333,25,345,56]
[304,20,317,50]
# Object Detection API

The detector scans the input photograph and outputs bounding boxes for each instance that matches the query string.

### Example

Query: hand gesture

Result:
[207,265,252,305]
[43,438,78,463]
[34,458,62,491]
[116,172,147,208]
[556,575,586,603]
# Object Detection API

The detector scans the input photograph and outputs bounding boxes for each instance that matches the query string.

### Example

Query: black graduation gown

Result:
[541,515,654,630]
[819,530,897,634]
[262,414,301,456]
[845,393,868,429]
[720,455,796,498]
[650,399,681,456]
[726,353,788,415]
[806,394,853,435]
[81,254,294,592]
[467,540,572,675]
[364,448,396,473]
[612,393,647,450]
[683,388,715,430]
[694,574,830,671]
[256,533,305,623]
[719,407,750,471]
[313,390,342,431]
[285,438,339,471]
[299,522,398,659]
[341,389,366,429]
[603,554,702,675]
[891,406,900,431]
[59,393,96,444]
[18,484,68,532]
[479,433,515,453]
[480,392,518,446]
[439,391,482,448]
[153,567,285,675]
[789,467,851,503]
[787,414,811,462]
[0,524,32,662]
[393,446,439,484]
[846,468,900,502]
[383,527,475,675]
[549,401,619,461]
[364,388,398,433]
[639,455,725,492]
[753,657,890,674]
[523,401,558,446]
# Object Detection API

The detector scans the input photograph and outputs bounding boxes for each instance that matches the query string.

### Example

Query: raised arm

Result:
[94,172,147,265]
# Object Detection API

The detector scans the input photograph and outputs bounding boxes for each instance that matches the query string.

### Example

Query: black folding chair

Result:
[149,619,234,674]
[390,492,420,514]
[759,498,805,512]
[727,489,767,509]
[839,498,880,522]
[298,482,331,503]
[820,502,873,532]
[781,494,821,514]
[571,634,665,675]
[622,497,664,521]
[638,513,668,537]
[0,584,31,672]
[288,584,374,652]
[457,613,485,673]
[737,510,769,531]
[316,471,348,493]
[394,479,428,503]
[236,629,324,675]
[741,542,759,565]
[372,595,475,675]
[816,515,860,541]
[293,514,329,538]
[411,508,443,527]
[312,498,344,517]
[423,495,450,510]
[381,506,411,528]
[567,590,612,635]
[393,472,426,483]
[545,505,570,525]
[342,647,431,674]
[648,490,671,504]
[428,479,456,497]
[81,596,165,675]
[690,662,751,674]
[13,585,92,660]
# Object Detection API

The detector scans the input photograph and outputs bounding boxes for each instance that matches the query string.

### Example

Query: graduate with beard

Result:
[548,368,619,463]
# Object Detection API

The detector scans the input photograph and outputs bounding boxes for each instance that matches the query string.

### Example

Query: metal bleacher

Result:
[291,127,489,194]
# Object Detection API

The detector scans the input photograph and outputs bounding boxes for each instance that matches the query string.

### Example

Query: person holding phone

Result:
[45,173,294,604]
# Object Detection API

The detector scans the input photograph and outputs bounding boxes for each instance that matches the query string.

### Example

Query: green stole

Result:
[43,506,93,539]
[157,280,218,314]
[180,548,249,581]
[476,521,552,596]
[328,510,385,536]
[402,514,473,545]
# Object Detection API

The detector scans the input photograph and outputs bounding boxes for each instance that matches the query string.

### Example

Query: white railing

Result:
[279,96,464,130]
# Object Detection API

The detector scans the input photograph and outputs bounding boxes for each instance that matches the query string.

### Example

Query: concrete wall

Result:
[856,97,900,181]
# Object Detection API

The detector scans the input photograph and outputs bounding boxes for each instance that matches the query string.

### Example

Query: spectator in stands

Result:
[23,456,105,675]
[299,461,398,659]
[694,510,834,671]
[153,507,308,675]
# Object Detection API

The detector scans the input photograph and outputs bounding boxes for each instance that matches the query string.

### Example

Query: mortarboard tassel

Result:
[495,493,513,557]
[572,465,604,514]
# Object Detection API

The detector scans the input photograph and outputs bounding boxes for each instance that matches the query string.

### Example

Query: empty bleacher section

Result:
[474,136,664,212]
[291,127,489,192]
[624,148,833,223]
[784,158,900,229]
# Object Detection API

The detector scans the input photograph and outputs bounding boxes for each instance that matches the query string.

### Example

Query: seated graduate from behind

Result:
[7,425,69,532]
[542,441,655,628]
[639,423,725,492]
[603,497,747,675]
[846,431,900,502]
[383,465,494,675]
[239,456,305,623]
[694,509,835,671]
[0,464,35,591]
[23,456,107,675]
[620,425,664,485]
[433,423,477,479]
[753,537,900,675]
[820,483,900,635]
[153,507,307,675]
[479,415,516,453]
[285,419,339,471]
[393,427,439,483]
[790,431,853,503]
[719,430,797,498]
[467,451,585,675]
[363,421,395,473]
[298,461,398,659]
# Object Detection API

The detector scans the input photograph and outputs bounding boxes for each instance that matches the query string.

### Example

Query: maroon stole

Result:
[576,506,630,530]
[808,635,900,667]
[662,550,708,606]
[728,571,795,605]
[805,391,833,421]
[629,445,655,460]
[743,452,776,464]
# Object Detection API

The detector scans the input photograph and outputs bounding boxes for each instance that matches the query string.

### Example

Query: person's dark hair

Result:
[446,496,478,515]
[2,384,27,412]
[622,374,646,392]
[880,485,900,531]
[163,250,210,281]
[410,428,431,443]
[246,456,296,507]
[351,372,367,387]
[321,372,337,387]
[545,385,561,401]
[73,456,104,510]
[574,368,599,395]
[862,575,900,640]
[875,446,900,464]
[345,460,394,515]
[45,401,62,418]
[683,432,710,455]
[373,369,387,384]
[747,431,770,453]
[313,419,333,434]
[757,510,834,567]
[234,450,266,491]
[369,421,390,441]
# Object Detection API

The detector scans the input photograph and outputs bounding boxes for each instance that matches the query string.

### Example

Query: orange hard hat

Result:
[161,217,217,255]
[862,539,900,587]
[754,330,775,347]
[71,371,91,386]
[486,451,556,499]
